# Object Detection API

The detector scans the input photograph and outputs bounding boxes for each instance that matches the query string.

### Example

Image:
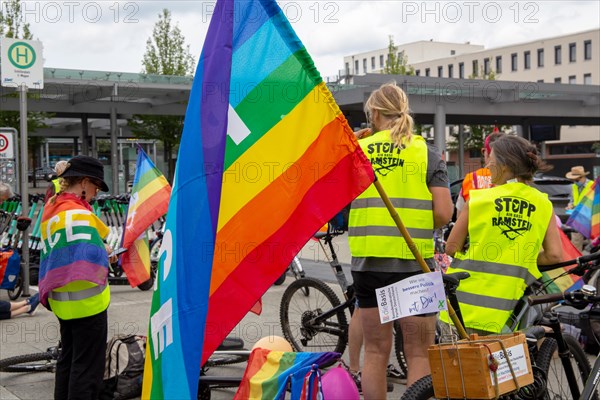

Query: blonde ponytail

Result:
[365,82,413,148]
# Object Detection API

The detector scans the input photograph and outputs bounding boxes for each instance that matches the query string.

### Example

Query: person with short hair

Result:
[455,130,504,215]
[348,82,453,398]
[0,182,14,203]
[443,135,563,334]
[565,165,593,251]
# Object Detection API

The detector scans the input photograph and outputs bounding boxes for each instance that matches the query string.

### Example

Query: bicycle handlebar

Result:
[528,289,600,306]
[538,250,600,272]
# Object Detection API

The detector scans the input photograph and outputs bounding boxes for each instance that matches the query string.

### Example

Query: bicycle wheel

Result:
[400,374,434,399]
[536,335,597,400]
[290,257,309,296]
[279,277,348,361]
[0,352,56,373]
[7,269,23,300]
[393,320,408,376]
[204,352,249,367]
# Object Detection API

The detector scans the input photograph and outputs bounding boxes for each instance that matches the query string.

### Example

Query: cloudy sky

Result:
[14,0,600,79]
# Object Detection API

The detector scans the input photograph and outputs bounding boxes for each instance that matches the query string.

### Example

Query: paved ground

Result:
[0,235,408,399]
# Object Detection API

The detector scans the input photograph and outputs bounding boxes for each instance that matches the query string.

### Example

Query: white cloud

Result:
[18,1,600,77]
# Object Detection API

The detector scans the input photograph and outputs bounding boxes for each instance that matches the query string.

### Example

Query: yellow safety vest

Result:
[572,180,594,206]
[52,179,60,193]
[348,131,434,259]
[49,280,110,320]
[442,182,553,333]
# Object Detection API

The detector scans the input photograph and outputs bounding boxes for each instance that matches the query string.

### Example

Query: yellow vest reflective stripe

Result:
[441,182,552,333]
[48,280,110,320]
[572,180,593,206]
[348,131,434,259]
[52,179,60,193]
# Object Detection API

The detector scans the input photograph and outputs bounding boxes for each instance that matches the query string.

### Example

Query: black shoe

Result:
[386,364,407,384]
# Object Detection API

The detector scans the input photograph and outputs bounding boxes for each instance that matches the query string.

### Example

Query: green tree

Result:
[1,0,50,187]
[383,35,415,76]
[128,9,195,182]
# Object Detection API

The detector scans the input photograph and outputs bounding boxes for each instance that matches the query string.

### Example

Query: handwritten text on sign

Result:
[376,271,447,323]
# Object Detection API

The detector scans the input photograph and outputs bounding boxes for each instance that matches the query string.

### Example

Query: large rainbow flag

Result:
[540,223,583,293]
[567,177,600,240]
[120,146,171,287]
[234,349,339,400]
[141,0,374,398]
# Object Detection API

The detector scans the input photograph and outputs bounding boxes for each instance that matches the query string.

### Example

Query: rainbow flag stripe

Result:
[567,177,599,240]
[120,147,171,287]
[234,349,339,400]
[142,0,373,398]
[540,225,583,293]
[38,197,110,306]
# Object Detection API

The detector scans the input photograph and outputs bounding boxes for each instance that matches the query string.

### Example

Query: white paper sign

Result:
[375,271,447,323]
[490,343,529,384]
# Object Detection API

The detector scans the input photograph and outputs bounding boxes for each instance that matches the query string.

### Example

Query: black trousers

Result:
[55,309,108,400]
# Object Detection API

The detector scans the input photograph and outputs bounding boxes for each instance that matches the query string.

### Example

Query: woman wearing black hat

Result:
[39,155,116,399]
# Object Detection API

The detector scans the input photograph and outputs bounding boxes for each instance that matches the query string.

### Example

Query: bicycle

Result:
[401,250,600,400]
[279,222,413,372]
[0,343,61,373]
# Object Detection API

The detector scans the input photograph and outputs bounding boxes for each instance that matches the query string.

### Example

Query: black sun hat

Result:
[59,155,109,192]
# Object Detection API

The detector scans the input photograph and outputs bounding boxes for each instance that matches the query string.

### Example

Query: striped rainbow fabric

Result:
[38,196,110,306]
[120,146,171,287]
[567,177,600,240]
[234,349,339,400]
[141,0,374,398]
[540,225,583,293]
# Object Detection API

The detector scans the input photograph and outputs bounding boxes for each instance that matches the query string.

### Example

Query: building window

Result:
[554,77,562,83]
[472,60,479,76]
[425,68,430,77]
[363,58,367,73]
[448,64,454,78]
[584,40,592,60]
[537,79,544,83]
[511,53,518,71]
[495,56,502,73]
[451,50,456,55]
[524,51,531,70]
[371,57,375,70]
[568,43,576,62]
[380,55,384,68]
[584,73,592,84]
[354,60,359,74]
[483,58,490,75]
[537,48,544,67]
[438,66,443,77]
[415,69,421,76]
[555,45,562,65]
[569,75,576,84]
[345,62,349,75]
[459,62,465,79]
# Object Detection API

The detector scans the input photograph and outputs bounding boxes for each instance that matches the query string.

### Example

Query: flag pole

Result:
[373,179,469,340]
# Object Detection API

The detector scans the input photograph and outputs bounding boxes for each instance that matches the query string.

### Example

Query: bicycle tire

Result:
[137,262,157,291]
[0,352,56,373]
[536,335,597,400]
[279,277,348,364]
[290,257,309,296]
[400,374,434,399]
[273,271,286,286]
[7,269,23,300]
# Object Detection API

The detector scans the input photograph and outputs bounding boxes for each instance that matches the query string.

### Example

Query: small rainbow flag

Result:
[141,0,374,398]
[234,349,339,400]
[540,224,583,293]
[120,146,171,287]
[38,195,110,306]
[567,177,600,240]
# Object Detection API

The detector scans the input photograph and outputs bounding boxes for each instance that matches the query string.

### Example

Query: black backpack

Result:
[101,334,147,400]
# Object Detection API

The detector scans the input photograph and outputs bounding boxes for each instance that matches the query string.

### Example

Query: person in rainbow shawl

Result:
[39,155,117,400]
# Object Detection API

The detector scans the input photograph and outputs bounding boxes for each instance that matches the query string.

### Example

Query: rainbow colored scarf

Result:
[39,194,110,306]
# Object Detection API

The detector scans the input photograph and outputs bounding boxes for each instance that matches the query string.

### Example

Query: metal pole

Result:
[373,179,468,340]
[458,125,465,178]
[110,107,118,194]
[81,114,89,156]
[18,84,30,297]
[434,104,446,155]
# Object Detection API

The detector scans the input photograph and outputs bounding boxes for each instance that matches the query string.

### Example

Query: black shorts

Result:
[0,300,11,320]
[351,270,436,317]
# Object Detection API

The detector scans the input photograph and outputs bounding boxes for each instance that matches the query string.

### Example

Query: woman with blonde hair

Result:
[348,82,453,398]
